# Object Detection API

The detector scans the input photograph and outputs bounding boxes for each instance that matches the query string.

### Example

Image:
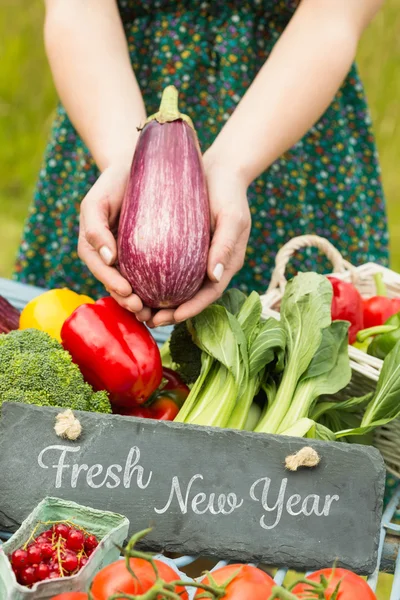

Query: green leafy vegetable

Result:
[174,289,284,430]
[243,402,262,431]
[175,304,246,427]
[167,271,400,448]
[215,288,247,316]
[255,273,333,434]
[334,341,400,438]
[277,320,350,434]
[227,316,285,429]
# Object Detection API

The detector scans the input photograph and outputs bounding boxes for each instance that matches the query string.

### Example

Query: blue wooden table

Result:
[1,277,400,597]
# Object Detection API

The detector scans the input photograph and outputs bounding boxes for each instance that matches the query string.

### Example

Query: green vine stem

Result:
[89,528,240,600]
[267,588,301,600]
[266,572,343,600]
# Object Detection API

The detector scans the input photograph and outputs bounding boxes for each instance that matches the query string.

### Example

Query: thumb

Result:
[207,213,242,283]
[80,184,119,267]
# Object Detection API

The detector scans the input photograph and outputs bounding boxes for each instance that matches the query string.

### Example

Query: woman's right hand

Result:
[78,164,152,321]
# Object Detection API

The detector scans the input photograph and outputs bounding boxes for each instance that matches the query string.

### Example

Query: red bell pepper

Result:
[363,272,400,329]
[114,367,190,421]
[61,296,162,408]
[326,276,364,344]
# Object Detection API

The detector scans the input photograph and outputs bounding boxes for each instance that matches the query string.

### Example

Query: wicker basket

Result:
[260,235,400,477]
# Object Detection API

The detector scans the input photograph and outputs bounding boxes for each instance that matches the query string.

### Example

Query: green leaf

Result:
[215,289,247,316]
[190,305,242,379]
[311,423,336,442]
[186,364,238,428]
[186,303,250,429]
[174,353,214,423]
[255,273,333,434]
[280,418,317,438]
[301,321,349,382]
[280,273,333,378]
[335,417,395,438]
[277,320,351,433]
[362,340,400,426]
[236,291,262,345]
[312,393,373,421]
[227,373,260,430]
[305,321,351,396]
[262,377,277,406]
[243,402,262,431]
[226,311,249,373]
[249,318,286,378]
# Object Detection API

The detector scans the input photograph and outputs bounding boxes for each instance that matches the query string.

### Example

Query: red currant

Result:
[42,529,53,539]
[38,542,53,560]
[27,545,42,564]
[49,571,61,579]
[36,563,51,581]
[54,523,70,539]
[35,535,50,545]
[84,534,98,552]
[66,529,85,551]
[11,549,28,569]
[79,556,88,568]
[62,552,79,572]
[20,566,37,586]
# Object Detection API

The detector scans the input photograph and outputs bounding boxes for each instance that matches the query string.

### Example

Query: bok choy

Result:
[164,271,400,444]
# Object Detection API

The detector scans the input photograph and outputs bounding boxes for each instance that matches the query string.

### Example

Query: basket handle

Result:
[267,235,354,293]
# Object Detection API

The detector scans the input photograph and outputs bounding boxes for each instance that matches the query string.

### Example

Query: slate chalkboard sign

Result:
[0,403,385,573]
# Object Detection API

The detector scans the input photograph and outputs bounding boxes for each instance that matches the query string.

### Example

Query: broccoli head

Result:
[0,329,111,414]
[168,321,202,384]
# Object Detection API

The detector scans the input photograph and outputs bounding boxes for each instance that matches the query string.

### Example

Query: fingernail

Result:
[213,263,224,282]
[99,246,113,265]
[157,321,173,328]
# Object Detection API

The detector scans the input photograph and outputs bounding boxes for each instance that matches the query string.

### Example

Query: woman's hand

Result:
[149,152,252,327]
[79,153,251,328]
[78,164,152,320]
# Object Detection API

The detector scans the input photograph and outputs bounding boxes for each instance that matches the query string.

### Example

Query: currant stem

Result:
[56,535,64,578]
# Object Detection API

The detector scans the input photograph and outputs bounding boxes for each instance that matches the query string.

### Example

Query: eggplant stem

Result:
[142,85,195,130]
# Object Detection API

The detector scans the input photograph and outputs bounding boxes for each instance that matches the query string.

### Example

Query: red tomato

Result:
[91,558,188,599]
[291,568,377,599]
[195,564,275,599]
[151,396,180,420]
[50,594,88,600]
[113,405,153,418]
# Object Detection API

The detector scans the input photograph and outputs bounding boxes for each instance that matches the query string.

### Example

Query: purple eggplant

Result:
[0,295,20,334]
[117,86,210,309]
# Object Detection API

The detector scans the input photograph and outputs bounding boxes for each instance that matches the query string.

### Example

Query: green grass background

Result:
[0,1,398,595]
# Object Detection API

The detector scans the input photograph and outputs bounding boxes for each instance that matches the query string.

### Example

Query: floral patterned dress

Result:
[14,0,388,295]
[13,0,395,508]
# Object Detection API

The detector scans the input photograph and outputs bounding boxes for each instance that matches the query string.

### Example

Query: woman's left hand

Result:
[149,152,252,328]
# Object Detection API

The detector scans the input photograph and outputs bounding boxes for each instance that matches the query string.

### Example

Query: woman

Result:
[14,0,388,328]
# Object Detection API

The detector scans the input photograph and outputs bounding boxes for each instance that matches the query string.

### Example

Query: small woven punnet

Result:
[260,235,400,477]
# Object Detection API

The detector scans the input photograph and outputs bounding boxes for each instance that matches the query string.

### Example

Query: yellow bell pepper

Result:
[19,288,95,341]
